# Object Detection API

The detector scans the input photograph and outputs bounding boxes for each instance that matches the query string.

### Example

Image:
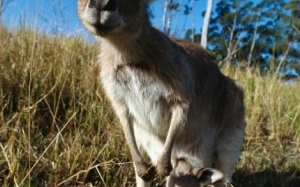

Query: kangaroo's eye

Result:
[89,0,96,8]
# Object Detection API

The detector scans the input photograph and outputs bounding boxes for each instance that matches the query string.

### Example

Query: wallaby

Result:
[77,0,246,186]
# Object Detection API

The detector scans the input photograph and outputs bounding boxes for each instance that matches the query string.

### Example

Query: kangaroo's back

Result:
[175,39,244,129]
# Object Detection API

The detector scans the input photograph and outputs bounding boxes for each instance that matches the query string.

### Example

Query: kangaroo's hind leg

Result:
[214,81,246,183]
[214,118,246,182]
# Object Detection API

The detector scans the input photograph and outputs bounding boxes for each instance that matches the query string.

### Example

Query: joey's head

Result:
[169,159,226,187]
[77,0,149,38]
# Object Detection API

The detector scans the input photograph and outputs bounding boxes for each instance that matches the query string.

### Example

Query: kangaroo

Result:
[168,158,226,187]
[77,0,246,186]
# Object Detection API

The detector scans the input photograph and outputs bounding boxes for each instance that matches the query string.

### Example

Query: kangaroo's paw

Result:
[156,155,173,177]
[135,162,156,182]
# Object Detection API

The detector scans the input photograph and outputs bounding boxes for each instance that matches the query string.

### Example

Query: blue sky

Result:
[2,0,213,39]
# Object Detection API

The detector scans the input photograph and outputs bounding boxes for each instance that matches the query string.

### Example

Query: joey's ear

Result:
[191,167,224,186]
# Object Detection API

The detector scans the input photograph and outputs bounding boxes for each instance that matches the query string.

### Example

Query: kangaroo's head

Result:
[77,0,149,38]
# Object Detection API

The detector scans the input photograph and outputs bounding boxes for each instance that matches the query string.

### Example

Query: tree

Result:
[247,10,260,66]
[201,0,213,49]
[256,0,288,67]
[176,0,300,76]
[283,0,300,74]
[250,0,300,72]
[162,0,181,36]
[207,0,255,64]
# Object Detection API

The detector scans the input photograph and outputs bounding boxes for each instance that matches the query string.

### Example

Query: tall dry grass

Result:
[0,28,299,187]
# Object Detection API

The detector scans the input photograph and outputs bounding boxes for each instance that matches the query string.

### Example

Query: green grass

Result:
[0,28,299,187]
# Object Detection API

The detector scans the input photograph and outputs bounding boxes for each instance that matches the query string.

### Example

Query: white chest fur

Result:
[102,63,172,137]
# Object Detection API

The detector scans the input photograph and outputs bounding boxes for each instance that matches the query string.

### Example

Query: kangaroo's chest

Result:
[103,64,172,134]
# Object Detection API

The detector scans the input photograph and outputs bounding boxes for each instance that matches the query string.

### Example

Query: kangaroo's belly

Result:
[104,66,215,168]
[134,123,211,168]
[112,66,172,136]
[126,88,171,134]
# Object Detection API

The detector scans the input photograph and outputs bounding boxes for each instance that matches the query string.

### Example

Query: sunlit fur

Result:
[78,0,246,186]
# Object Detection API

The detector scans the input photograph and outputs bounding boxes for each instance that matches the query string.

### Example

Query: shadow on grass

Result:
[83,165,300,187]
[233,168,300,187]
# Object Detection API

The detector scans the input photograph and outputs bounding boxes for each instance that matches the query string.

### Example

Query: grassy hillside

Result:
[0,28,299,187]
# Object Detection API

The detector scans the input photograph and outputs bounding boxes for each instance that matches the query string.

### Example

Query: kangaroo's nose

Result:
[88,0,117,12]
[88,0,97,9]
[102,0,117,11]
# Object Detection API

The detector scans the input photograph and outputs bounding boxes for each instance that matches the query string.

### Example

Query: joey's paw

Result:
[136,163,156,182]
[156,157,172,177]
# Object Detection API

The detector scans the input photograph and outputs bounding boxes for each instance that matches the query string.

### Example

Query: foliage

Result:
[207,0,256,64]
[183,0,300,75]
[0,27,299,187]
[284,0,300,68]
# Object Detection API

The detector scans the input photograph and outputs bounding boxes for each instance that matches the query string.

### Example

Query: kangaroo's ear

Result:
[191,167,224,186]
